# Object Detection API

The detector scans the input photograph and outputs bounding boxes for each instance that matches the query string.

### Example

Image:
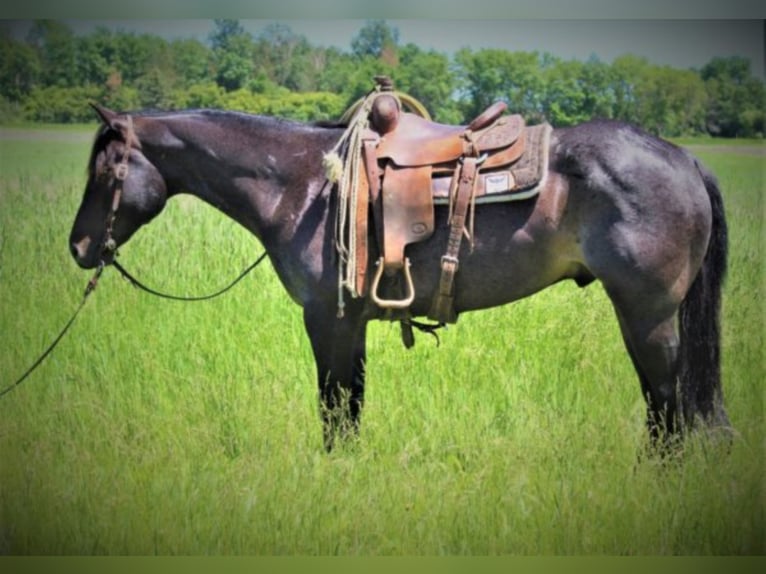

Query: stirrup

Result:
[370,257,415,310]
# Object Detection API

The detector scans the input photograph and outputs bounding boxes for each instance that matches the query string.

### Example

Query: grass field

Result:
[0,126,763,555]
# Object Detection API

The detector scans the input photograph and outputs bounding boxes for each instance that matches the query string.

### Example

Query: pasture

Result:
[0,126,763,554]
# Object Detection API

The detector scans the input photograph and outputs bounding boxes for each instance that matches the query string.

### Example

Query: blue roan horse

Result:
[69,104,730,451]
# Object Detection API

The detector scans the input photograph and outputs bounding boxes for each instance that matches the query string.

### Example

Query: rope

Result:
[0,265,103,398]
[323,88,383,317]
[0,252,267,399]
[325,82,433,318]
[112,252,266,302]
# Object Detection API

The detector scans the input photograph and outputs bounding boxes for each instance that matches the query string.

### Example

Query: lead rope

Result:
[0,254,268,399]
[0,264,104,398]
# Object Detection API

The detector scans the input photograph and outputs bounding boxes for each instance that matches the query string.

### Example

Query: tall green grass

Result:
[0,129,762,554]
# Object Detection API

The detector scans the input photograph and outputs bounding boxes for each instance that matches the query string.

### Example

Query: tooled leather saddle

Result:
[339,77,551,329]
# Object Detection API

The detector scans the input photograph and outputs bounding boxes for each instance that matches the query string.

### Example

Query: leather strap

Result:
[428,156,479,324]
[363,138,383,259]
[468,101,508,131]
[354,153,370,296]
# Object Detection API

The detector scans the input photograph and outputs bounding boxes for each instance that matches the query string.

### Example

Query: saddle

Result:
[336,78,550,328]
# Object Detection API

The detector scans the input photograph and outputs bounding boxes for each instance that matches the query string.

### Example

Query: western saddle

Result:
[330,77,548,339]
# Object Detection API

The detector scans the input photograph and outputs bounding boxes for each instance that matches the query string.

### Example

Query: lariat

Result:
[323,87,390,318]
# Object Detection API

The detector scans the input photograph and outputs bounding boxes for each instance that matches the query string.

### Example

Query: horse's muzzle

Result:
[70,235,111,269]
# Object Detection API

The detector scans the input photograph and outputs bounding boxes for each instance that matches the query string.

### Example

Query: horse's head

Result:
[69,105,167,269]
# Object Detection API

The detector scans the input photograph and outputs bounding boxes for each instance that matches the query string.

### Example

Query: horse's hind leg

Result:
[611,298,682,446]
[303,303,367,451]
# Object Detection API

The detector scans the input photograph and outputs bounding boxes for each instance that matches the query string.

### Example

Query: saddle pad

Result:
[432,122,552,205]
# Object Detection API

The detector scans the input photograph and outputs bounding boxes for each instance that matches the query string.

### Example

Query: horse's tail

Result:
[677,158,730,428]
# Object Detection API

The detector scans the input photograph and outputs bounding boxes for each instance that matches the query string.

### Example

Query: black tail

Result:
[677,159,730,428]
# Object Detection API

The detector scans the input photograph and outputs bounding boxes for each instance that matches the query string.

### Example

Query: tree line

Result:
[1,19,763,138]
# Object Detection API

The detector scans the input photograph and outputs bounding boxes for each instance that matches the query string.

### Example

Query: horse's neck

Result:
[148,113,332,240]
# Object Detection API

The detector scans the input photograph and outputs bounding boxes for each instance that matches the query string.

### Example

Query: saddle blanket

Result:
[432,122,552,205]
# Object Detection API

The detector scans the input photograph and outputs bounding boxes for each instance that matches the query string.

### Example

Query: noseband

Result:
[101,115,133,262]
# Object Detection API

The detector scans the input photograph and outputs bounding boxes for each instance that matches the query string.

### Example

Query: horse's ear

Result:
[89,102,141,149]
[90,103,118,127]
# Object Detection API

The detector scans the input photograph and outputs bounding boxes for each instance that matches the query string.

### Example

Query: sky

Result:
[3,19,764,79]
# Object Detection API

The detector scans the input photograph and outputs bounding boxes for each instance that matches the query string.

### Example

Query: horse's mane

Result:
[158,108,346,131]
[86,108,345,176]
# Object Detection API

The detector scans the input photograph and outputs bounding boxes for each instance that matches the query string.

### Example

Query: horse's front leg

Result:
[303,303,368,451]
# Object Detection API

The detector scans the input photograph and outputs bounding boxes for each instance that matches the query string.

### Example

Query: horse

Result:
[69,104,731,451]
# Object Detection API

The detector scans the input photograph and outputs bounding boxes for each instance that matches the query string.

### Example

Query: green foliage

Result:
[396,44,460,123]
[702,56,766,137]
[254,23,316,92]
[0,20,763,137]
[213,34,254,92]
[22,85,102,122]
[351,20,400,60]
[218,88,346,121]
[0,34,40,101]
[0,94,20,123]
[26,20,78,88]
[541,58,589,126]
[268,91,347,121]
[172,82,224,110]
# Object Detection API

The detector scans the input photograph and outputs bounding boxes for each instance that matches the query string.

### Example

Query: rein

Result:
[103,114,267,301]
[112,255,267,301]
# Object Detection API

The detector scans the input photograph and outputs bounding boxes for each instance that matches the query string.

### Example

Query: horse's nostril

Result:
[70,236,91,263]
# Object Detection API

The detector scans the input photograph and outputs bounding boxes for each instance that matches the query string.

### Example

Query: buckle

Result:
[114,162,129,181]
[441,254,459,270]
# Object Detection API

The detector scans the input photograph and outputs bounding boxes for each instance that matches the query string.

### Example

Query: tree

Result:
[396,44,459,123]
[75,27,112,88]
[26,20,78,88]
[170,38,213,89]
[454,48,545,123]
[647,66,707,136]
[540,56,588,126]
[702,56,764,137]
[351,20,400,63]
[3,18,762,135]
[0,34,40,102]
[579,56,615,121]
[210,19,254,91]
[611,54,651,126]
[210,19,245,51]
[136,66,175,109]
[315,47,365,107]
[252,23,316,92]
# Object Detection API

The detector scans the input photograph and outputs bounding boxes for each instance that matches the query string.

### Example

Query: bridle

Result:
[100,115,133,263]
